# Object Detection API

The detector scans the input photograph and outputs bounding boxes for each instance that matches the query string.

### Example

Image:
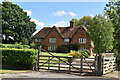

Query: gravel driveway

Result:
[0,71,119,80]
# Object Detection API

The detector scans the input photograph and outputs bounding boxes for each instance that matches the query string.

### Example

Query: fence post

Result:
[95,54,103,76]
[48,56,50,70]
[68,56,72,72]
[37,46,41,71]
[80,56,83,73]
[58,57,60,71]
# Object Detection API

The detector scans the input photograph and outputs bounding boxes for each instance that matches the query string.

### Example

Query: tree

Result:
[88,15,114,53]
[73,15,114,53]
[104,1,120,53]
[75,16,94,28]
[1,2,36,44]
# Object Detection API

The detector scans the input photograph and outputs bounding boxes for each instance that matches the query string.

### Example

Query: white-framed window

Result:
[48,46,56,50]
[49,38,56,43]
[79,38,86,44]
[64,38,70,42]
[79,47,86,51]
[35,38,42,42]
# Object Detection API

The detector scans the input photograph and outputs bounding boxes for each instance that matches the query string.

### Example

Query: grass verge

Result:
[0,69,30,74]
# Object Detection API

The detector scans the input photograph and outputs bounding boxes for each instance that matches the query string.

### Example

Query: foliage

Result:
[1,1,36,44]
[72,16,94,28]
[0,44,30,49]
[69,49,90,58]
[56,45,69,53]
[104,1,120,53]
[66,43,79,51]
[1,48,37,69]
[30,42,36,48]
[88,15,114,53]
[81,49,90,58]
[115,52,120,71]
[69,50,82,57]
[56,44,79,53]
[73,15,114,53]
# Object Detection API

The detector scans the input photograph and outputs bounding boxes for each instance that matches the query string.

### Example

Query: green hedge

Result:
[0,44,30,49]
[1,48,37,69]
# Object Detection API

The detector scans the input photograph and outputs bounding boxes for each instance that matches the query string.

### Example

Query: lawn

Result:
[39,52,71,68]
[0,69,30,74]
[40,52,70,56]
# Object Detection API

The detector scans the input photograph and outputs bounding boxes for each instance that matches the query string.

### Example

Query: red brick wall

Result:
[33,27,91,51]
[36,29,66,49]
[72,27,91,50]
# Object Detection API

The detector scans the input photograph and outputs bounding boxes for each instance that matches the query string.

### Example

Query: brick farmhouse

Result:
[32,21,94,55]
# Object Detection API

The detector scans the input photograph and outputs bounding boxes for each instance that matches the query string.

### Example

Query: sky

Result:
[1,1,108,33]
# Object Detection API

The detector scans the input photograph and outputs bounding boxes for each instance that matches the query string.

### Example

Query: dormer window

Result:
[64,38,70,42]
[49,38,56,43]
[35,38,42,42]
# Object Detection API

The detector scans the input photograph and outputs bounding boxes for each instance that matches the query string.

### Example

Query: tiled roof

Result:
[32,25,87,39]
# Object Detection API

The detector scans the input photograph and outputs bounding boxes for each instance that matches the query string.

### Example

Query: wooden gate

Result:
[37,47,116,76]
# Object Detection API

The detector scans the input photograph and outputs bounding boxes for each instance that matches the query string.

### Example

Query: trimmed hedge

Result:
[0,44,30,49]
[1,48,37,69]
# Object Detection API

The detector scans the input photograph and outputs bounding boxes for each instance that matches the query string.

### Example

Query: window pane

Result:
[64,38,69,42]
[48,46,56,50]
[35,38,41,42]
[49,38,56,43]
[79,38,86,43]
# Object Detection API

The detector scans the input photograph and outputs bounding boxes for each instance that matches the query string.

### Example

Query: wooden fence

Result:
[37,48,116,76]
[102,53,116,74]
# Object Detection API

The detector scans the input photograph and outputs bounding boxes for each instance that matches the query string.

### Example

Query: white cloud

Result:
[51,21,67,27]
[23,10,32,16]
[90,15,94,18]
[30,18,45,26]
[52,10,77,17]
[52,11,68,16]
[69,12,77,17]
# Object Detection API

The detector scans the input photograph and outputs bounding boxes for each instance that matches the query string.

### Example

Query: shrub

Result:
[56,45,69,53]
[81,49,90,58]
[69,49,90,58]
[69,50,82,57]
[56,44,79,53]
[0,44,30,49]
[1,48,37,69]
[66,44,79,51]
[30,42,36,48]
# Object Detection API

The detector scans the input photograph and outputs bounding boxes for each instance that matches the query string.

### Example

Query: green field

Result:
[39,52,70,68]
[40,52,70,56]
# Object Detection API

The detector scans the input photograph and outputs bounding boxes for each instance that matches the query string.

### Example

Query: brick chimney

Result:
[70,20,74,28]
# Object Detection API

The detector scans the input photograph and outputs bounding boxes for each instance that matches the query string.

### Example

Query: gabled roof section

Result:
[32,25,88,39]
[32,27,52,38]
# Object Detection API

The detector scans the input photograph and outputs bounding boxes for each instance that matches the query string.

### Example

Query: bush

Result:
[1,48,37,69]
[69,49,90,58]
[30,42,36,48]
[56,44,79,53]
[56,45,69,53]
[0,44,30,49]
[69,50,82,57]
[81,49,90,58]
[66,44,79,51]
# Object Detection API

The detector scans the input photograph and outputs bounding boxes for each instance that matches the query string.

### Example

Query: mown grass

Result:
[39,52,70,68]
[0,69,30,74]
